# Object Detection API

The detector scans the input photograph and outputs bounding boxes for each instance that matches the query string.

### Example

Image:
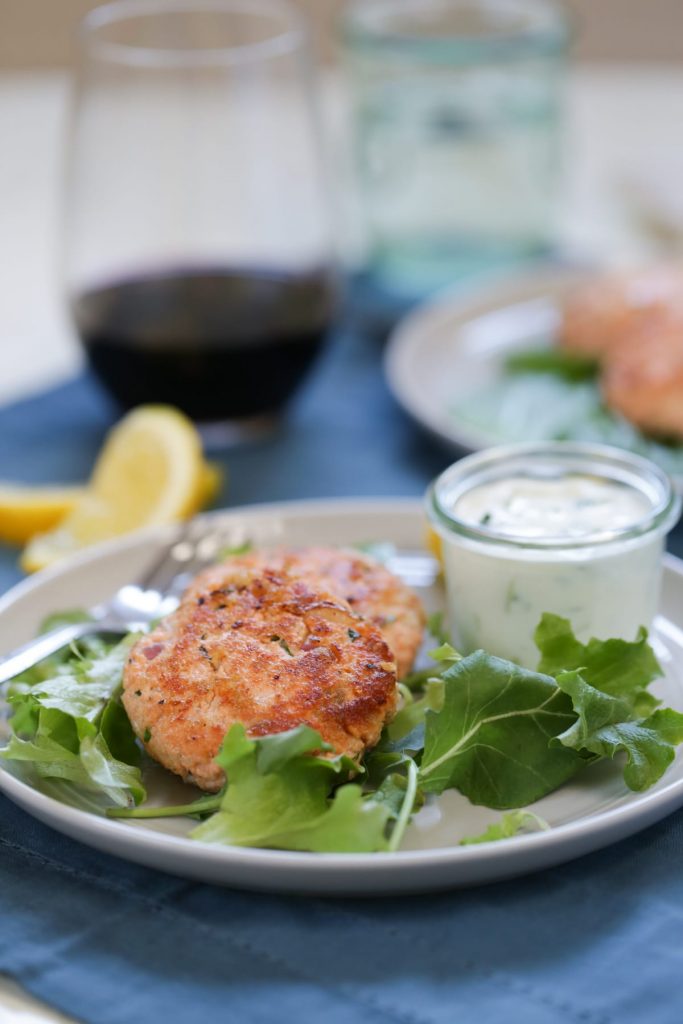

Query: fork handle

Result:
[0,620,131,688]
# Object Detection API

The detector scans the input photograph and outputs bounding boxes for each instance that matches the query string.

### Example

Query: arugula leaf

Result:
[2,632,144,808]
[429,643,462,665]
[2,706,145,806]
[505,347,599,381]
[217,541,253,559]
[363,748,423,850]
[79,732,146,805]
[6,614,95,692]
[107,793,222,820]
[275,784,392,853]
[535,614,662,715]
[553,670,683,791]
[353,541,397,565]
[38,609,92,633]
[460,810,550,845]
[99,699,141,768]
[379,760,419,852]
[9,634,138,725]
[387,678,444,741]
[451,372,683,477]
[419,651,583,807]
[426,612,451,646]
[191,725,391,852]
[400,642,461,693]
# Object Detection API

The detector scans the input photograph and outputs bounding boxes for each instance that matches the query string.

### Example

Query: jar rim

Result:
[427,442,681,551]
[342,0,572,64]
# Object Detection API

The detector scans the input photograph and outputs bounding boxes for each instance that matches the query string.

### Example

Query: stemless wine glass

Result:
[63,0,337,439]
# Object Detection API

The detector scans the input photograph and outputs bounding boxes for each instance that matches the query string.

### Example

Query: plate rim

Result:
[3,497,683,886]
[384,264,594,454]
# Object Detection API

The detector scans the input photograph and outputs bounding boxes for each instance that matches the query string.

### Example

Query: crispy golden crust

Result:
[560,266,683,358]
[187,547,425,678]
[122,563,398,791]
[601,308,683,438]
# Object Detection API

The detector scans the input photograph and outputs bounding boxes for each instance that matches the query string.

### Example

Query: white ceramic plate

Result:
[384,266,683,489]
[2,498,683,895]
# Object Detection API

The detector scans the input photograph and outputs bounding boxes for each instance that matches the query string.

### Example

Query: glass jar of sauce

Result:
[427,442,681,668]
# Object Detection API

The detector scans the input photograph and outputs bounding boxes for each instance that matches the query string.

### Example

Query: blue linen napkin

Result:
[1,325,683,1024]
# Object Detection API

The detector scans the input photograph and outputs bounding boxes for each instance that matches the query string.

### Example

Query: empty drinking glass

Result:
[342,0,571,297]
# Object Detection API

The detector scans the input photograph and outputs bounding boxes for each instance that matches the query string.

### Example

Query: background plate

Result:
[2,498,683,895]
[385,267,683,491]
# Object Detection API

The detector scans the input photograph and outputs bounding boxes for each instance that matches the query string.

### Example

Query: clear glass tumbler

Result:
[63,0,337,437]
[342,0,570,297]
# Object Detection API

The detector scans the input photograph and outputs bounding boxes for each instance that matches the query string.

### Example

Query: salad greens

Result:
[553,671,683,791]
[451,346,683,476]
[505,347,599,382]
[2,609,683,850]
[1,614,144,808]
[460,811,550,846]
[190,725,396,853]
[419,652,582,806]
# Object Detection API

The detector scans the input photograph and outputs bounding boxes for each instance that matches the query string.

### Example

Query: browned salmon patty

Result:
[560,266,683,359]
[122,561,398,791]
[601,308,683,438]
[188,546,425,678]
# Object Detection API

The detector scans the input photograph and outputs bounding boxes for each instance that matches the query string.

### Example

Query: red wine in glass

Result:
[71,264,337,422]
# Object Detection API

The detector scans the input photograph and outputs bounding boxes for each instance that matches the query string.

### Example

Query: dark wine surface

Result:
[71,266,336,420]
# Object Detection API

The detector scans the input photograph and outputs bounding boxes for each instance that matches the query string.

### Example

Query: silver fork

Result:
[0,517,236,687]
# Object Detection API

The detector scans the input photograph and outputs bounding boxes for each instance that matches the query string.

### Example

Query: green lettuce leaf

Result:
[426,611,451,646]
[5,611,94,692]
[2,705,145,806]
[535,614,662,715]
[38,609,93,633]
[191,724,391,852]
[216,540,253,559]
[353,541,397,565]
[400,641,461,692]
[2,631,144,808]
[23,634,138,723]
[554,669,683,790]
[460,810,550,845]
[505,347,599,381]
[452,371,683,477]
[387,678,445,741]
[419,651,583,807]
[78,732,145,805]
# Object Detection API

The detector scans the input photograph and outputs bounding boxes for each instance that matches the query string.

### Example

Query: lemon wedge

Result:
[22,406,218,573]
[197,461,224,509]
[425,525,443,570]
[0,485,86,545]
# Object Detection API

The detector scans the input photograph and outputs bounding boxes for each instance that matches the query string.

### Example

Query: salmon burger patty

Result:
[188,546,425,678]
[601,308,683,438]
[123,560,398,791]
[559,265,683,359]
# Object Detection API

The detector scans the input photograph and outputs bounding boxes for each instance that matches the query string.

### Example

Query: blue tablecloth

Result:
[1,325,682,1024]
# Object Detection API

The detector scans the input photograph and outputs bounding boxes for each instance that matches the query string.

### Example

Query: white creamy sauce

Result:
[454,474,651,540]
[439,471,663,668]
